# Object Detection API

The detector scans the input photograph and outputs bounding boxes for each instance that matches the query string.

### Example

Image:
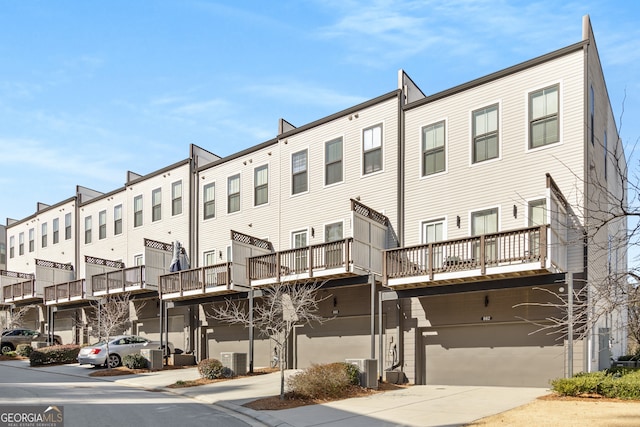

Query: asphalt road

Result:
[0,362,253,427]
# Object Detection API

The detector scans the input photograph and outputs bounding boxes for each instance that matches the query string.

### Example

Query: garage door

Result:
[423,322,565,387]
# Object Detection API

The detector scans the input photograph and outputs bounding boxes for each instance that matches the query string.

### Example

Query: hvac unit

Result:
[220,352,247,376]
[140,349,163,370]
[345,358,378,388]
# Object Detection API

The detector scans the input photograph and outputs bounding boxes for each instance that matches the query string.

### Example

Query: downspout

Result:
[397,88,405,247]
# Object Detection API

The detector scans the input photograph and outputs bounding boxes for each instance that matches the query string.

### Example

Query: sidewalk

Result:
[13,361,550,427]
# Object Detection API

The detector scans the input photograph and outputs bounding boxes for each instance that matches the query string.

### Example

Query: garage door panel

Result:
[425,323,564,387]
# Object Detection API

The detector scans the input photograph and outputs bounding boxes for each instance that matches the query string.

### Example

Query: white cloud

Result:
[244,81,366,108]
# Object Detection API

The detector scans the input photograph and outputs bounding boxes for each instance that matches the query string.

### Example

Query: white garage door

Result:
[423,322,565,387]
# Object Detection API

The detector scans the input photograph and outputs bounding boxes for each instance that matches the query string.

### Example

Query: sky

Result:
[1,0,639,225]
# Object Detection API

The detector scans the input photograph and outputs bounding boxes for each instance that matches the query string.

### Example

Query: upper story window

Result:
[52,218,59,244]
[172,181,182,216]
[203,183,215,219]
[422,121,446,176]
[472,104,499,163]
[134,254,143,266]
[152,188,162,222]
[471,208,498,236]
[254,165,268,206]
[228,174,240,214]
[529,84,559,149]
[9,236,14,259]
[363,124,383,174]
[528,199,547,226]
[292,150,308,195]
[41,222,48,248]
[28,228,35,252]
[99,210,107,240]
[65,213,72,240]
[325,137,343,185]
[84,216,92,244]
[0,243,5,266]
[19,232,24,255]
[114,205,123,235]
[421,219,444,244]
[203,250,217,266]
[133,195,143,227]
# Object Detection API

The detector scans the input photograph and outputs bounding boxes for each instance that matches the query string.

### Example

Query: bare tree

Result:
[86,293,141,368]
[208,281,331,399]
[0,305,33,330]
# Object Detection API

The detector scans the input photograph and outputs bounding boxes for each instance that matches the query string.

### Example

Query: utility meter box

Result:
[345,358,378,388]
[141,349,163,370]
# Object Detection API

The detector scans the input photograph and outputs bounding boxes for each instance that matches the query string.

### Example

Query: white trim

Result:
[418,117,449,180]
[323,134,345,189]
[290,147,310,197]
[420,216,448,244]
[360,121,385,178]
[226,173,242,216]
[201,179,216,222]
[252,161,270,208]
[469,205,501,236]
[469,100,503,167]
[524,80,563,153]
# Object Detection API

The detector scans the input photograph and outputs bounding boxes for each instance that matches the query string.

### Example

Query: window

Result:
[134,195,143,227]
[172,181,182,216]
[19,233,24,255]
[325,137,343,185]
[53,218,59,244]
[422,219,445,268]
[99,210,107,240]
[152,188,162,222]
[84,216,92,244]
[203,183,215,219]
[471,208,498,261]
[292,150,308,195]
[204,250,217,284]
[9,236,14,259]
[41,222,48,248]
[29,228,34,252]
[0,243,5,266]
[114,205,122,235]
[227,174,240,214]
[65,213,72,240]
[324,222,344,267]
[292,230,308,272]
[590,85,595,146]
[422,121,445,176]
[363,124,382,174]
[529,85,559,148]
[528,199,547,257]
[204,251,217,266]
[134,254,143,266]
[472,105,498,163]
[254,165,268,206]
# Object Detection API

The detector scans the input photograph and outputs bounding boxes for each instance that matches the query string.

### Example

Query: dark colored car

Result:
[1,328,62,353]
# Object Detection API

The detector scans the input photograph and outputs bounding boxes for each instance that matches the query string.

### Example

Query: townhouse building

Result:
[1,15,627,387]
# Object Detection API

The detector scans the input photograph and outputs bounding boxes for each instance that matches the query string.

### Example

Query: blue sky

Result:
[1,0,639,224]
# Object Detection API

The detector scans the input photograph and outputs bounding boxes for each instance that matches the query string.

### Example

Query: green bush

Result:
[16,344,33,358]
[287,362,360,399]
[29,345,80,366]
[551,370,640,400]
[197,358,232,379]
[123,353,148,369]
[1,351,17,358]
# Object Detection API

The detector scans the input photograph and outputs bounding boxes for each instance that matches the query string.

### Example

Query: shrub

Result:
[123,353,148,369]
[288,362,360,400]
[551,370,640,400]
[29,345,80,366]
[197,358,232,380]
[16,344,33,357]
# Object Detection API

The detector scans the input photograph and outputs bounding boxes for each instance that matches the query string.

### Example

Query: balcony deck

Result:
[383,225,562,289]
[91,266,152,296]
[249,238,360,287]
[44,279,86,305]
[2,279,39,304]
[160,262,239,301]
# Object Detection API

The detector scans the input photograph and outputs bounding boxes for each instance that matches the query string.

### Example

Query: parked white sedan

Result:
[77,335,172,368]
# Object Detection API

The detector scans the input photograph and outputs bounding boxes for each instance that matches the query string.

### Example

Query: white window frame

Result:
[470,102,501,165]
[171,180,183,216]
[114,204,123,235]
[133,195,143,228]
[421,119,447,177]
[323,221,344,242]
[227,174,241,214]
[133,254,143,266]
[203,182,216,220]
[470,206,500,236]
[84,216,92,245]
[9,236,14,259]
[41,222,48,248]
[65,213,72,240]
[526,81,562,151]
[324,136,344,187]
[420,217,447,244]
[152,188,162,222]
[99,210,107,240]
[28,228,34,252]
[291,149,309,196]
[254,164,269,207]
[362,123,383,176]
[52,218,59,245]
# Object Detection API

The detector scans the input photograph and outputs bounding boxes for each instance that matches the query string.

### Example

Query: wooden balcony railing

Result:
[91,266,145,294]
[384,225,548,283]
[249,238,352,282]
[2,279,36,301]
[160,262,232,296]
[44,279,85,303]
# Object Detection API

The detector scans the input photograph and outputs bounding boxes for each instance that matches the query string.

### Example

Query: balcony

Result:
[249,238,359,286]
[91,266,148,296]
[44,279,86,305]
[2,278,39,304]
[383,225,565,289]
[160,262,235,300]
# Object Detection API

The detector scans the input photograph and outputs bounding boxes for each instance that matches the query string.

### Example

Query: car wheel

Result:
[106,354,121,368]
[1,343,14,354]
